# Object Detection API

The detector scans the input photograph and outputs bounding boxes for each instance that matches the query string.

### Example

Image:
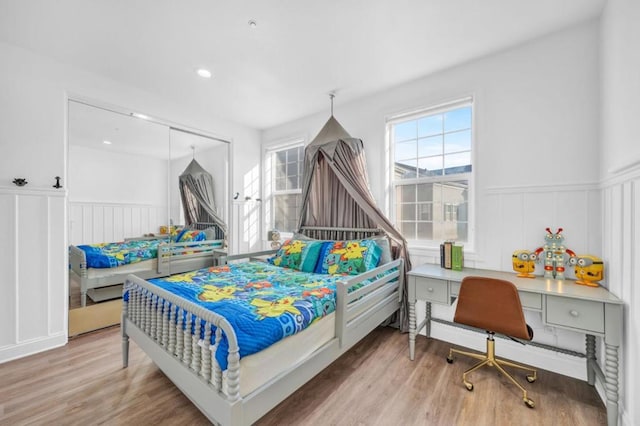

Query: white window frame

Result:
[387,97,475,252]
[263,138,306,239]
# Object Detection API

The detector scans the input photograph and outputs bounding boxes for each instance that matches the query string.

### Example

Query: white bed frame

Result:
[121,244,403,425]
[69,238,225,307]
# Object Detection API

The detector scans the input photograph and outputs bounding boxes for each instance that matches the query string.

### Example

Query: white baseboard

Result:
[0,333,67,364]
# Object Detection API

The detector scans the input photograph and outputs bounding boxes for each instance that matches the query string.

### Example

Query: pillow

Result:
[203,227,220,240]
[370,235,392,265]
[173,229,206,243]
[268,239,324,272]
[315,240,382,275]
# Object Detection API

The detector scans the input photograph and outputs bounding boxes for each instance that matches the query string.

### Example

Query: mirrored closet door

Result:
[67,99,231,336]
[67,100,171,335]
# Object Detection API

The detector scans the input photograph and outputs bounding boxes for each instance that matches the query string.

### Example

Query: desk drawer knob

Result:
[570,310,579,317]
[428,287,434,292]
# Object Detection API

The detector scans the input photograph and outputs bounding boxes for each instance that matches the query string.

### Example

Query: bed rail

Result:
[123,274,242,401]
[69,245,88,279]
[299,226,384,240]
[157,239,225,274]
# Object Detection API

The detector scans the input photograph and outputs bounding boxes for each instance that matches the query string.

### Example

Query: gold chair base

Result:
[447,336,536,408]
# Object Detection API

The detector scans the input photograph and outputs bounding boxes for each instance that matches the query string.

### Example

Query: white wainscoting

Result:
[68,201,167,245]
[601,166,639,426]
[0,187,67,363]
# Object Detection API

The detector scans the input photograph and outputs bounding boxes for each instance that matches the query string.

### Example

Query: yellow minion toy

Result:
[512,250,537,278]
[569,255,604,287]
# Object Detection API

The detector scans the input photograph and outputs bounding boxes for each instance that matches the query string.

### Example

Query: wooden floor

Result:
[0,326,606,425]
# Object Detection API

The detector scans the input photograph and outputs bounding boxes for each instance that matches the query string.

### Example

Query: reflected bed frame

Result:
[70,237,225,307]
[121,226,401,425]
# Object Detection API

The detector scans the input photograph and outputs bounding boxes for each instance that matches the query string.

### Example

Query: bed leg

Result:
[81,291,87,308]
[122,327,130,368]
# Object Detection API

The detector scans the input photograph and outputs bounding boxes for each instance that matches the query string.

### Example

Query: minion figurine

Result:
[512,250,537,278]
[569,255,604,287]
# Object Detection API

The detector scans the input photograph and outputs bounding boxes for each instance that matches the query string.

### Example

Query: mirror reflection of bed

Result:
[67,100,230,336]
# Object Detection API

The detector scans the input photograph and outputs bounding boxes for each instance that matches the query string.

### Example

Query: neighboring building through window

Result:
[265,142,305,234]
[389,99,472,245]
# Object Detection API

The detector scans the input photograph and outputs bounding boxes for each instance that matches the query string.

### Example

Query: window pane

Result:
[275,177,286,191]
[399,222,416,239]
[286,162,297,177]
[274,193,301,233]
[394,159,417,179]
[444,130,471,153]
[441,180,468,204]
[418,115,442,137]
[394,121,416,142]
[444,152,471,174]
[286,176,298,190]
[417,222,433,240]
[417,203,432,221]
[395,140,417,161]
[418,156,443,176]
[418,135,442,157]
[276,151,287,164]
[416,183,433,202]
[400,184,416,202]
[444,107,471,132]
[401,204,416,221]
[457,202,469,221]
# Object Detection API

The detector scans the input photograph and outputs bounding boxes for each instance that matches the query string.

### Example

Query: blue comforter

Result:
[146,262,344,369]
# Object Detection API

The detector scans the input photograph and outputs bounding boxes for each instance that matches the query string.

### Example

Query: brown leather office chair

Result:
[446,276,537,408]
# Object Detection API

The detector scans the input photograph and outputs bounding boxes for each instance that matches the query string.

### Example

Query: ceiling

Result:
[1,0,605,130]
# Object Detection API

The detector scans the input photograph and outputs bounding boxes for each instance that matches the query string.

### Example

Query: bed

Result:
[121,227,402,425]
[70,227,225,307]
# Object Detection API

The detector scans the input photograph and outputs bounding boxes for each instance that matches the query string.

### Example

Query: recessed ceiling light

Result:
[197,68,212,79]
[103,140,112,145]
[248,20,257,28]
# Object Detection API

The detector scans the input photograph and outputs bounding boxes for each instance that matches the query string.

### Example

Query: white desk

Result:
[407,264,623,426]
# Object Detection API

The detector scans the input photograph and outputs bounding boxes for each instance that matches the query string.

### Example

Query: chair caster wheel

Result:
[464,382,474,391]
[526,375,536,383]
[446,356,453,364]
[524,398,535,408]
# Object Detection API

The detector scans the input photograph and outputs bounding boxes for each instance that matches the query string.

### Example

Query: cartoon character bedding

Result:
[76,229,207,268]
[135,238,385,369]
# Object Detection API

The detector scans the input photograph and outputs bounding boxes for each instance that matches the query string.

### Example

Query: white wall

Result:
[0,40,261,362]
[263,18,605,391]
[68,145,169,205]
[600,1,640,425]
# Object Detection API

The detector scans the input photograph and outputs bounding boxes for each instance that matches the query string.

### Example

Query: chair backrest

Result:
[453,276,532,341]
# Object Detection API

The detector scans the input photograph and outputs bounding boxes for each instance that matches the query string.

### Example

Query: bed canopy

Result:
[297,112,412,332]
[179,158,227,238]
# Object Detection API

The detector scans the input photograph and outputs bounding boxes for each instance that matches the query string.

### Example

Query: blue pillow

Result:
[173,229,206,243]
[268,239,324,272]
[315,240,382,275]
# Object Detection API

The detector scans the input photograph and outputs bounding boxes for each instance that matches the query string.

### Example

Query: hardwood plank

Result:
[0,326,606,425]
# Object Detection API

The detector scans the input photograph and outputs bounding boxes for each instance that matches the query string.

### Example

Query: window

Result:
[265,142,305,233]
[389,100,472,245]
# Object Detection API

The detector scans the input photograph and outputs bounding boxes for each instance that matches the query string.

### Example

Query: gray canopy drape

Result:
[297,116,412,332]
[179,159,227,237]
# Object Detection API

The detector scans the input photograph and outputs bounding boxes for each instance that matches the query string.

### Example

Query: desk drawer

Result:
[520,292,542,310]
[414,277,448,304]
[546,296,604,334]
